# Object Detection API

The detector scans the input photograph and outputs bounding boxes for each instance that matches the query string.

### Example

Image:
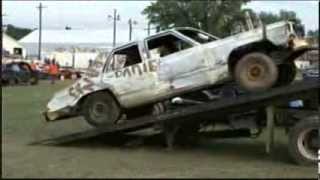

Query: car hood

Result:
[47,75,103,112]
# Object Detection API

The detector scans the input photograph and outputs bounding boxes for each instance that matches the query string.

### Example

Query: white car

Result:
[44,21,312,127]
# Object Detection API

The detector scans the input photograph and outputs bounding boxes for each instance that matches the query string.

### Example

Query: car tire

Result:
[82,91,120,128]
[234,52,278,92]
[29,75,39,85]
[9,78,17,86]
[288,116,319,166]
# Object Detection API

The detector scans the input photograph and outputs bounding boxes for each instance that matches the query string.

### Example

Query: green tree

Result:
[5,24,32,40]
[307,29,318,38]
[258,9,301,25]
[142,0,250,38]
[258,11,281,25]
[306,29,319,45]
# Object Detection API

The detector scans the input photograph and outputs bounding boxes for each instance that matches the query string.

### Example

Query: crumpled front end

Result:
[44,106,76,121]
[43,76,103,121]
[43,84,80,121]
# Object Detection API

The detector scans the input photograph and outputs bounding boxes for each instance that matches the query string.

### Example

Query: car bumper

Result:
[43,107,77,122]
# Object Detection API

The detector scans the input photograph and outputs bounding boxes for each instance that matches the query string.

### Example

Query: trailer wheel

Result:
[82,92,120,127]
[234,52,278,92]
[288,116,319,165]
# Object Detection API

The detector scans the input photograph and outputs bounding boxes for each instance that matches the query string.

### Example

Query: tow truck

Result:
[34,79,319,166]
[36,21,319,166]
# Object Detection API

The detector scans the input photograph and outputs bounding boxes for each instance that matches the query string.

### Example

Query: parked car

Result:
[58,67,82,80]
[2,62,39,86]
[44,21,314,127]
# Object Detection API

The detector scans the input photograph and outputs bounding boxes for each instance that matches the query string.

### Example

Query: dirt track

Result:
[2,81,317,178]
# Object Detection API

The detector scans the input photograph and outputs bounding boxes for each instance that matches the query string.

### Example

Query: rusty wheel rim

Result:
[90,102,109,123]
[297,128,318,161]
[247,64,265,81]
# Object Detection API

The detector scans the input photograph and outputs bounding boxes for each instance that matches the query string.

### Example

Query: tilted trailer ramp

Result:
[30,79,319,147]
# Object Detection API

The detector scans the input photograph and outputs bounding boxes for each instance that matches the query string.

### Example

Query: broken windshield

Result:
[177,29,218,44]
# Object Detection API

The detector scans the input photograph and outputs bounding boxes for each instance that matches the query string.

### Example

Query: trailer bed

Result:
[30,79,319,145]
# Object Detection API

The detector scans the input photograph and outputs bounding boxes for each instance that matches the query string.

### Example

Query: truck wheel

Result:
[82,92,120,127]
[288,116,319,166]
[234,52,278,92]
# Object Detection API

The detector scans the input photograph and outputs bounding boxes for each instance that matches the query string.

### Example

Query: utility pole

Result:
[108,9,120,47]
[147,22,150,36]
[144,21,157,35]
[72,47,75,69]
[37,3,46,60]
[128,18,132,41]
[113,9,117,47]
[128,18,137,41]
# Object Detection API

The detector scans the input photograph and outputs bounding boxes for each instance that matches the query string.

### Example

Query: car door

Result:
[145,32,212,97]
[101,43,158,108]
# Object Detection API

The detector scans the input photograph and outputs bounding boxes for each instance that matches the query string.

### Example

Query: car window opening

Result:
[147,34,193,59]
[111,45,142,70]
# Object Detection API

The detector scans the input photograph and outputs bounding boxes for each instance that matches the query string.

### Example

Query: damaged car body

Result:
[44,21,314,127]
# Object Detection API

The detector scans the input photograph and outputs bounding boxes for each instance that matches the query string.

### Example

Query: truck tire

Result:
[82,92,120,127]
[288,116,319,166]
[234,52,278,92]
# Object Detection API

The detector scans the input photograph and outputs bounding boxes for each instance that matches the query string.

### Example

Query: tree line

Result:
[142,0,317,38]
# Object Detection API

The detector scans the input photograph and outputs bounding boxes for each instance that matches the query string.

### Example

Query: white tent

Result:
[2,33,26,58]
[19,28,155,68]
[19,28,154,57]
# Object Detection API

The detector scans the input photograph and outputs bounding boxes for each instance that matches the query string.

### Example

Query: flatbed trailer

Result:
[31,79,320,165]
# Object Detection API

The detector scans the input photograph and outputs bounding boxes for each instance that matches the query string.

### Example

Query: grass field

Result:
[2,80,317,178]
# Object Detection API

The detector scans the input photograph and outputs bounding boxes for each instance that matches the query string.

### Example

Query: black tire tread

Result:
[82,91,120,127]
[288,116,319,166]
[234,52,278,92]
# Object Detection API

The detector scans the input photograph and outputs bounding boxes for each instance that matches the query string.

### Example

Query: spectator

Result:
[49,59,59,84]
[30,60,37,71]
[43,59,50,75]
[88,59,93,68]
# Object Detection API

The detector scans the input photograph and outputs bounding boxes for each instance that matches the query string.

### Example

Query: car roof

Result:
[113,27,206,49]
[113,27,208,50]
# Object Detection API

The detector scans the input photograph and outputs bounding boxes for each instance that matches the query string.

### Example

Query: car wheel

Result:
[82,92,120,127]
[29,76,39,85]
[9,78,17,86]
[288,116,319,166]
[234,52,278,92]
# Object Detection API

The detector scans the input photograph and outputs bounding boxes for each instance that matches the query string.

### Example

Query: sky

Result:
[2,0,319,32]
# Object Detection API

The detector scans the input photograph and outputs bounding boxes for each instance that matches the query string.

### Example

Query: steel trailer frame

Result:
[31,79,319,150]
